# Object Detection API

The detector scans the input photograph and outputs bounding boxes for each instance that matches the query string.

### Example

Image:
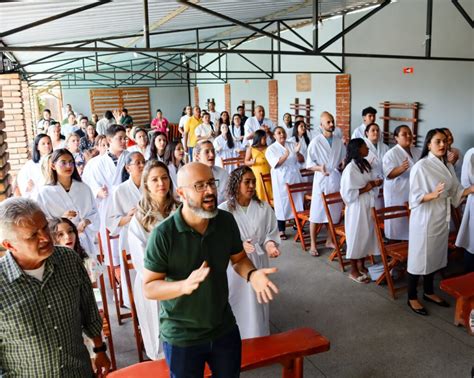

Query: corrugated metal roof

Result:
[0,0,384,86]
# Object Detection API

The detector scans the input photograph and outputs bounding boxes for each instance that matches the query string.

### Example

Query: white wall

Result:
[62,86,189,123]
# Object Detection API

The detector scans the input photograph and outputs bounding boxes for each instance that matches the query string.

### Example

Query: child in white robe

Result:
[219,166,281,339]
[128,160,178,360]
[164,140,185,196]
[340,139,383,283]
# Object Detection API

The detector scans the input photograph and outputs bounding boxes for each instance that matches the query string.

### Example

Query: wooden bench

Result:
[440,272,474,334]
[108,327,330,377]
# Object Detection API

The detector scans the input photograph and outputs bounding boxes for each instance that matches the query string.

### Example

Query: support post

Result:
[313,0,318,52]
[144,0,150,48]
[425,0,433,57]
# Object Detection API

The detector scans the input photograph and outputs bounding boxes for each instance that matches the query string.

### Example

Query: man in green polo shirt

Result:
[143,162,278,377]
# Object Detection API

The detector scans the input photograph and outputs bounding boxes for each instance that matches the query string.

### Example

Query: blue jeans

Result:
[188,146,193,162]
[163,325,241,378]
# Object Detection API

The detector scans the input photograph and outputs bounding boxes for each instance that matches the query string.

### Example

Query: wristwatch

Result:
[93,342,107,353]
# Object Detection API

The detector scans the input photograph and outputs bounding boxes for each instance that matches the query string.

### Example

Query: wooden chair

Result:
[94,251,117,371]
[260,172,274,208]
[108,327,330,378]
[98,230,131,325]
[286,182,316,251]
[299,168,314,181]
[321,192,350,271]
[121,250,145,362]
[440,272,474,333]
[222,155,245,170]
[371,205,410,299]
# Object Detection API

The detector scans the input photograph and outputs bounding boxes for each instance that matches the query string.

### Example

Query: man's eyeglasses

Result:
[182,179,219,192]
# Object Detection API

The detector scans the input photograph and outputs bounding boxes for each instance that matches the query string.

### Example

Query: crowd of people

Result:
[1,99,473,377]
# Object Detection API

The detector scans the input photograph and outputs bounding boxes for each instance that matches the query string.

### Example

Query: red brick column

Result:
[21,81,35,147]
[224,83,231,115]
[0,73,30,177]
[0,99,12,200]
[268,80,278,125]
[335,74,351,138]
[193,86,199,108]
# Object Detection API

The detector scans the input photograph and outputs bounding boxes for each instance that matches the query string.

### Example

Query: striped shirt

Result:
[0,246,102,377]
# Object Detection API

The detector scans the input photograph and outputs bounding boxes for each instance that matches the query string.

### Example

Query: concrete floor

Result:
[107,230,474,377]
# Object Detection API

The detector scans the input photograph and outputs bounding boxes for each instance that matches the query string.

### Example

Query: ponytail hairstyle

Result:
[344,138,371,174]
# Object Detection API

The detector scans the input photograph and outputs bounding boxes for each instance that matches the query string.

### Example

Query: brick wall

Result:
[193,86,199,108]
[224,83,231,115]
[0,99,12,200]
[0,73,30,177]
[21,81,35,147]
[335,74,351,138]
[268,80,278,125]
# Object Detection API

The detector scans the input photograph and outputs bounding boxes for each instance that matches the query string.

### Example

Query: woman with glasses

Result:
[219,166,280,339]
[128,160,178,359]
[36,148,99,258]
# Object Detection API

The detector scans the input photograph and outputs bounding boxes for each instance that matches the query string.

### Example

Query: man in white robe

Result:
[82,125,129,268]
[306,112,346,255]
[208,100,221,128]
[193,140,229,205]
[243,105,275,146]
[351,106,381,141]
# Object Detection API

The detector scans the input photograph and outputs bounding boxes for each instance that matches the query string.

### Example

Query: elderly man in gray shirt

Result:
[0,198,110,377]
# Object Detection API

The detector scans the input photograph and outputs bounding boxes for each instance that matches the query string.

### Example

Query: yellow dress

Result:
[251,147,273,203]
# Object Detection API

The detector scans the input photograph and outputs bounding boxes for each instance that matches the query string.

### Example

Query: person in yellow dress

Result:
[245,129,273,203]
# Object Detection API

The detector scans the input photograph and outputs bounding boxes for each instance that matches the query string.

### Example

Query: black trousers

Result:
[464,251,474,273]
[277,220,286,233]
[407,272,435,300]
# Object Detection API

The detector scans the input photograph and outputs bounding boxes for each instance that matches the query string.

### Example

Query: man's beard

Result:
[187,195,218,219]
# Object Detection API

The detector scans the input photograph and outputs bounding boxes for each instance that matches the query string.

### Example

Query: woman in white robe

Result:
[106,152,145,308]
[128,160,178,360]
[36,148,99,257]
[407,129,474,315]
[214,123,238,173]
[127,128,151,160]
[382,125,421,240]
[306,124,346,256]
[341,139,383,283]
[231,114,246,153]
[265,126,303,239]
[288,120,310,170]
[164,140,185,196]
[48,123,67,150]
[363,123,389,209]
[219,166,281,338]
[149,132,168,162]
[455,148,474,272]
[16,133,52,199]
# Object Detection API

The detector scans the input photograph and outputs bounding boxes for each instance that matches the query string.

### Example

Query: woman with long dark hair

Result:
[214,123,237,172]
[219,166,280,338]
[36,148,99,257]
[149,131,168,162]
[128,160,178,359]
[231,113,245,152]
[17,133,52,198]
[245,129,272,202]
[340,139,383,283]
[288,120,310,168]
[164,139,185,192]
[382,125,421,240]
[407,129,474,315]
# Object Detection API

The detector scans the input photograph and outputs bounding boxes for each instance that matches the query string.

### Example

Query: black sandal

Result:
[279,232,288,240]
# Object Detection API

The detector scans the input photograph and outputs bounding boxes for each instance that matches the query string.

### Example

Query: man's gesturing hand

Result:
[249,267,279,304]
[181,261,210,295]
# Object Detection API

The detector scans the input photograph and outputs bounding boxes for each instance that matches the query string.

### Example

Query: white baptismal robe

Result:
[306,134,345,224]
[382,144,421,240]
[408,154,464,275]
[219,200,280,339]
[128,215,168,360]
[36,180,99,258]
[456,148,474,253]
[364,138,389,209]
[82,151,129,266]
[340,162,380,259]
[212,166,229,205]
[127,145,151,160]
[265,141,303,220]
[213,135,238,173]
[287,136,309,170]
[17,159,45,199]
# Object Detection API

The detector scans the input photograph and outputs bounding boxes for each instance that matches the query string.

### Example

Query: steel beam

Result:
[313,0,319,52]
[177,0,311,53]
[425,0,433,57]
[317,0,391,52]
[451,0,474,28]
[143,0,150,48]
[0,1,112,38]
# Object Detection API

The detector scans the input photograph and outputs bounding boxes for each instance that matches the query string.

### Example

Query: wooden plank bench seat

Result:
[440,272,474,333]
[108,327,330,377]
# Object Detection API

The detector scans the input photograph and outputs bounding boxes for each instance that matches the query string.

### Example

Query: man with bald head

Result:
[243,105,275,146]
[309,111,344,141]
[143,162,278,377]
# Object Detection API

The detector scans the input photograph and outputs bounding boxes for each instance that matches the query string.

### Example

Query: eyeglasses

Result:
[182,179,219,192]
[56,161,74,167]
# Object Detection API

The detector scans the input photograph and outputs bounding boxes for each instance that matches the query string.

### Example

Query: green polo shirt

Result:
[144,206,243,347]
